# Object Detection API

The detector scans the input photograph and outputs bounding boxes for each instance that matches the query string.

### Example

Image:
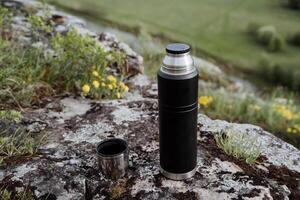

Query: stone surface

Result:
[1,75,299,199]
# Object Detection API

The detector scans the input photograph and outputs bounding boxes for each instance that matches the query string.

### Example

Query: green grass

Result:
[0,125,46,166]
[199,89,300,148]
[47,0,300,75]
[0,7,128,107]
[215,128,262,164]
[0,188,35,200]
[0,110,22,122]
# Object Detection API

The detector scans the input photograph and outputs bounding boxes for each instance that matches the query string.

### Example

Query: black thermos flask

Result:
[158,43,198,180]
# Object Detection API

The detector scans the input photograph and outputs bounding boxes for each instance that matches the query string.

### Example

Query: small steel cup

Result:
[96,138,129,179]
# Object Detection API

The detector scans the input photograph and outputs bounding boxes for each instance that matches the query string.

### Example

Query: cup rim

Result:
[96,138,128,158]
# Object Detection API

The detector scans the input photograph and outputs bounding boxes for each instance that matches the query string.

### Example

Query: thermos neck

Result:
[161,43,196,75]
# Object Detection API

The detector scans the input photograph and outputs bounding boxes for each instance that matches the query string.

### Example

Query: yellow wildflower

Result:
[116,92,121,99]
[92,80,99,89]
[293,129,297,134]
[282,110,293,120]
[119,81,126,88]
[294,125,300,132]
[123,85,129,92]
[112,82,117,88]
[92,71,99,77]
[107,75,117,83]
[101,82,106,87]
[286,125,300,134]
[108,84,113,90]
[198,96,213,107]
[273,104,294,120]
[82,84,90,94]
[119,82,129,92]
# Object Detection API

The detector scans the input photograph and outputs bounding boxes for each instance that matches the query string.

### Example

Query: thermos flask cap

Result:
[162,43,195,76]
[166,43,191,54]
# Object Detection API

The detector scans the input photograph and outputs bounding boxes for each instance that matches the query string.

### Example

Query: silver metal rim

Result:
[96,138,128,159]
[160,66,196,76]
[160,167,197,180]
[166,52,190,57]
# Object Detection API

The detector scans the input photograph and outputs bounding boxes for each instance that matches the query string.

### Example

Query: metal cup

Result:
[96,138,129,179]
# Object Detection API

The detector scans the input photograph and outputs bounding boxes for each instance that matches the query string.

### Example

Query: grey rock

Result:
[1,80,299,199]
[72,24,97,37]
[31,41,47,49]
[54,24,67,33]
[26,121,47,133]
[198,114,300,173]
[128,74,151,87]
[3,1,18,8]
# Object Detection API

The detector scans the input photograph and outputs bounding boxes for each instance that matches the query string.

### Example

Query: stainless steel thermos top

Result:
[161,43,196,76]
[158,43,198,180]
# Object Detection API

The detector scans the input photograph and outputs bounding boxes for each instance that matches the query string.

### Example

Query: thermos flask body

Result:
[158,43,198,180]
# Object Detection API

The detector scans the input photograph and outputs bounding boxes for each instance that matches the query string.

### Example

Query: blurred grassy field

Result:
[48,0,300,74]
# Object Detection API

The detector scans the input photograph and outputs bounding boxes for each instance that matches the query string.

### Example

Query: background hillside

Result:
[48,0,300,88]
